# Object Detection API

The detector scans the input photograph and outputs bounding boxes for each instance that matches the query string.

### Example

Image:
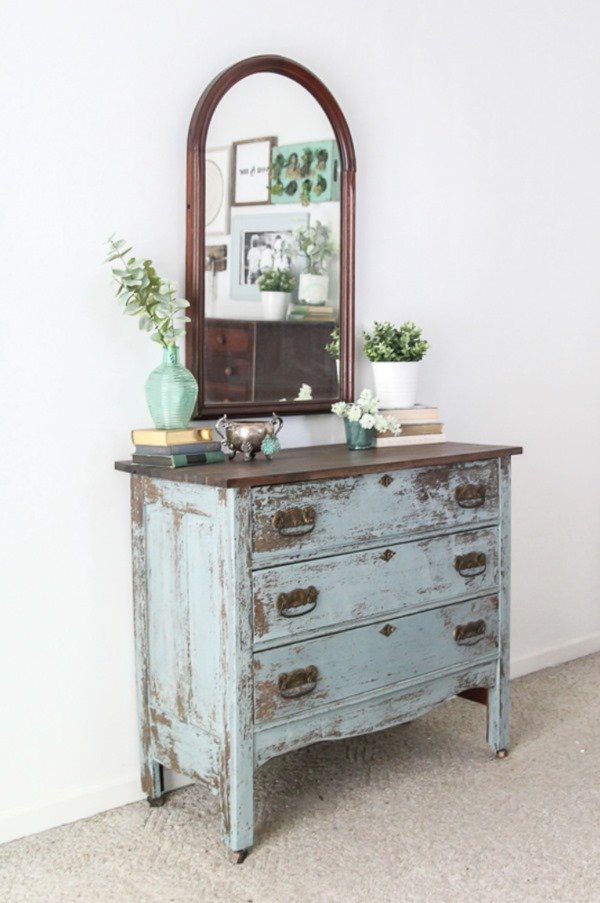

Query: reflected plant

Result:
[300,179,312,206]
[316,148,329,170]
[293,221,336,275]
[325,327,340,360]
[296,383,313,400]
[257,268,294,292]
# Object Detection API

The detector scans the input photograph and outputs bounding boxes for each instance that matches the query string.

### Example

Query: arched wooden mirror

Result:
[186,55,355,418]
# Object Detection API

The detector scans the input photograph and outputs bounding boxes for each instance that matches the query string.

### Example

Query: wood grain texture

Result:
[116,441,522,488]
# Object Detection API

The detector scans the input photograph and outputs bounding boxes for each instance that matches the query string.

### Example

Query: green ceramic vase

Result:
[145,345,198,429]
[344,420,375,450]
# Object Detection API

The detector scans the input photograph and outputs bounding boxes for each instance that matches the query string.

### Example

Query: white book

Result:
[375,433,447,447]
[378,404,439,422]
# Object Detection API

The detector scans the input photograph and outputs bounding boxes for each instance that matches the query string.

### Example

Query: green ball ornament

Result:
[261,436,281,460]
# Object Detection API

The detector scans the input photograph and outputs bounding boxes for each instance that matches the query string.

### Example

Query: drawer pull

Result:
[379,474,394,487]
[380,623,396,637]
[273,506,316,536]
[217,333,226,345]
[278,666,319,699]
[454,552,487,577]
[277,586,319,618]
[224,366,233,377]
[455,484,486,509]
[380,549,396,562]
[454,619,487,645]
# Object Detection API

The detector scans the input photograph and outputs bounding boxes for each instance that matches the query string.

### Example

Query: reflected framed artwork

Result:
[205,146,231,235]
[232,136,276,206]
[230,211,309,300]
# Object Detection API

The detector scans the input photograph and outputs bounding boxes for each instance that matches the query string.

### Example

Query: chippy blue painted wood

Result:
[251,459,499,566]
[253,661,498,766]
[253,527,499,646]
[253,595,499,725]
[216,487,254,854]
[487,457,512,755]
[127,453,515,857]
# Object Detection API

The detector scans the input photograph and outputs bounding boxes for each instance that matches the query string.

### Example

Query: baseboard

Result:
[3,635,600,847]
[0,771,191,847]
[511,632,600,679]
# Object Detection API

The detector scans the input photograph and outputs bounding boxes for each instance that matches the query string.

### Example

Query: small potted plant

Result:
[363,320,429,409]
[332,390,401,450]
[105,236,197,428]
[325,326,340,381]
[257,268,294,320]
[293,220,335,305]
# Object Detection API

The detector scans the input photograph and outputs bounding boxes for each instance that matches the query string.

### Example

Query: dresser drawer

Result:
[254,595,499,725]
[253,527,498,645]
[205,355,252,386]
[205,322,253,354]
[251,460,499,564]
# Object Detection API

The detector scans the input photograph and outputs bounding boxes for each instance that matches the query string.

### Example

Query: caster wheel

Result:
[496,749,509,759]
[229,849,248,865]
[148,796,166,807]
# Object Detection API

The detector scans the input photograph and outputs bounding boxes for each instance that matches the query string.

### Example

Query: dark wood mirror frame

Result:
[186,54,356,418]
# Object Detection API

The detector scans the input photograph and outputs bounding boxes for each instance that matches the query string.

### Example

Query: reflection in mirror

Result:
[203,74,341,407]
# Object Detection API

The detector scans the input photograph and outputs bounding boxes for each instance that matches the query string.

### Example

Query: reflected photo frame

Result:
[230,211,309,301]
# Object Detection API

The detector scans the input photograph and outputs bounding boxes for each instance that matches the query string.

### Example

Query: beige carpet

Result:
[2,654,600,903]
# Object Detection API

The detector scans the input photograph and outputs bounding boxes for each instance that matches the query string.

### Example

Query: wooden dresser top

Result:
[115,441,522,489]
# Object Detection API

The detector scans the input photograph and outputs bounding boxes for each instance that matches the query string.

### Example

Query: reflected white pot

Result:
[372,361,420,408]
[298,273,329,305]
[261,291,291,320]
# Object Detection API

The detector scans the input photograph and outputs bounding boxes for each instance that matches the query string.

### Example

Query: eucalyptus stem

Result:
[104,236,190,349]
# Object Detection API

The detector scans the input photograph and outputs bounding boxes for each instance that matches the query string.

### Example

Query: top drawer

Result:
[205,322,253,354]
[251,460,499,565]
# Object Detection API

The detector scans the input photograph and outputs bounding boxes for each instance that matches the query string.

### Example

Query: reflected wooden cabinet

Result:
[205,318,338,403]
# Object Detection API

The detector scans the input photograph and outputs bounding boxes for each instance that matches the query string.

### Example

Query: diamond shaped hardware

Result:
[379,474,394,487]
[380,624,396,637]
[380,549,396,562]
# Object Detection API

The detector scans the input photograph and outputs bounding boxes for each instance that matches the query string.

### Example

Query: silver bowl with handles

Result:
[214,413,283,462]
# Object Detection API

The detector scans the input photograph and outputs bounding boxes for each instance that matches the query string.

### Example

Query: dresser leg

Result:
[142,758,165,806]
[219,759,254,857]
[487,673,510,756]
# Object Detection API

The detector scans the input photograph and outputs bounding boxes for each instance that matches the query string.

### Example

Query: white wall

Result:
[2,0,599,844]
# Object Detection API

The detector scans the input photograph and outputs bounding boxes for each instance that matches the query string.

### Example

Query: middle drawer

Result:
[253,527,498,646]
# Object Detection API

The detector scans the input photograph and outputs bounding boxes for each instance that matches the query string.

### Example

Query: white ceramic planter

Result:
[372,361,420,408]
[298,273,329,305]
[261,291,291,320]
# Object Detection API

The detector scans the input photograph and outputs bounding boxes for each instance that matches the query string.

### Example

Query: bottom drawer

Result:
[254,595,498,725]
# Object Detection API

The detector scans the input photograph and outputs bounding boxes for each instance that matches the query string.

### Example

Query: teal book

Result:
[134,441,221,455]
[131,451,225,468]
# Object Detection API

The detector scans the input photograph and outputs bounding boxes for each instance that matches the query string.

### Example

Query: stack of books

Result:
[287,304,336,322]
[375,405,446,447]
[131,427,225,468]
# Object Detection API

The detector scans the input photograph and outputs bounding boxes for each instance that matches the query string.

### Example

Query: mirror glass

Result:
[203,73,341,407]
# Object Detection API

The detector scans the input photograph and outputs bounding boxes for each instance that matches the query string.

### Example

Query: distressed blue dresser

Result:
[116,441,521,860]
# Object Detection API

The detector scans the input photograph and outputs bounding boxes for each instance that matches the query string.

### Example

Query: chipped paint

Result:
[124,451,516,855]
